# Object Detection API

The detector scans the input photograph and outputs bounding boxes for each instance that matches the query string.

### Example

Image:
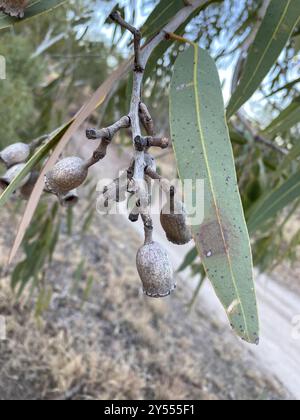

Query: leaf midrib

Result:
[192,44,251,341]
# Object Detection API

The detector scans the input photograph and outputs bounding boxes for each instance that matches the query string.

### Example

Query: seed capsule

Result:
[45,157,88,195]
[59,189,79,207]
[0,163,30,191]
[0,0,28,18]
[160,193,192,245]
[0,142,30,168]
[136,235,175,298]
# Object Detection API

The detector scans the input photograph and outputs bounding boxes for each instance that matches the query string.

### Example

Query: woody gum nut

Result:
[160,202,192,245]
[0,0,28,18]
[0,163,30,191]
[136,241,175,298]
[59,189,79,207]
[45,157,88,195]
[0,142,30,168]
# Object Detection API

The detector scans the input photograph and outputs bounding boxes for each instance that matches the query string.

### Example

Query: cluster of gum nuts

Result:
[0,140,79,207]
[0,108,193,298]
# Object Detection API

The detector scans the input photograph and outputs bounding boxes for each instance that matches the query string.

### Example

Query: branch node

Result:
[134,135,148,152]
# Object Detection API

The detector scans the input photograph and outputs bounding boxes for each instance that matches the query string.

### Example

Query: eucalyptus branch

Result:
[91,0,210,229]
[236,113,288,156]
[134,135,169,151]
[145,166,175,196]
[85,116,130,168]
[110,11,143,72]
[129,199,141,223]
[86,116,130,141]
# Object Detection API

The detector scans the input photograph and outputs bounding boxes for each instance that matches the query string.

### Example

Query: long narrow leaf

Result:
[227,0,300,118]
[247,171,300,233]
[262,96,300,137]
[170,45,259,344]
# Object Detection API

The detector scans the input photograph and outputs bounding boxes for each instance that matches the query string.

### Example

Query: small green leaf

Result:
[247,171,300,233]
[178,247,198,272]
[263,96,300,137]
[227,0,300,117]
[0,0,67,31]
[170,45,259,344]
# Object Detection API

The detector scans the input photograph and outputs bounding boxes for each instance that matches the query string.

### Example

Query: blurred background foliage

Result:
[0,0,299,301]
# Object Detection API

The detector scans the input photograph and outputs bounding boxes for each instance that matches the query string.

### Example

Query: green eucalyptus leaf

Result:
[227,0,300,117]
[263,96,300,137]
[247,171,300,233]
[170,45,259,344]
[178,247,198,272]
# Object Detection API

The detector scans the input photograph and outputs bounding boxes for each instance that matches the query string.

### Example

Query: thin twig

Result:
[110,11,143,72]
[86,116,130,140]
[236,113,288,155]
[85,116,130,168]
[134,135,169,151]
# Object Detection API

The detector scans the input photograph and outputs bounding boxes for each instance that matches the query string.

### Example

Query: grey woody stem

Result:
[144,222,153,245]
[86,116,130,141]
[236,113,288,156]
[134,135,169,151]
[110,11,143,72]
[94,0,209,232]
[145,166,176,196]
[85,116,130,168]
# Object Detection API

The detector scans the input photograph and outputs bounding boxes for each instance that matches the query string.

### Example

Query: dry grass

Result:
[0,208,289,400]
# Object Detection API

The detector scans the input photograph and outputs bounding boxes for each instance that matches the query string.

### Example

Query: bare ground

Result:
[0,206,290,400]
